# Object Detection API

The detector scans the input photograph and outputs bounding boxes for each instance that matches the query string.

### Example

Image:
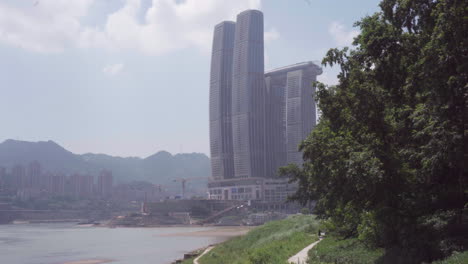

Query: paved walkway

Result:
[287,238,323,264]
[193,246,214,264]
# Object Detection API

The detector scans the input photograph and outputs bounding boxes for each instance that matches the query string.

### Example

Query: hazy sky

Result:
[0,0,380,157]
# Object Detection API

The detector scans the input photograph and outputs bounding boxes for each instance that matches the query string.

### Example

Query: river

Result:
[0,223,245,264]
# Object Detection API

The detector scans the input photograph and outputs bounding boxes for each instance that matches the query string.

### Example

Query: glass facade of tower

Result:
[209,21,236,180]
[264,62,323,171]
[231,10,265,179]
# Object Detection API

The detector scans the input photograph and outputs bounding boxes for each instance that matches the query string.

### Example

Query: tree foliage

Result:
[282,0,467,261]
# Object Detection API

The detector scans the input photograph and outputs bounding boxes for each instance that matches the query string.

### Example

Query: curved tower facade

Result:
[209,21,236,180]
[231,10,265,179]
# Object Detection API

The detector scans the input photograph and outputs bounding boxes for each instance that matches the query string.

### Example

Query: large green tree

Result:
[282,0,467,261]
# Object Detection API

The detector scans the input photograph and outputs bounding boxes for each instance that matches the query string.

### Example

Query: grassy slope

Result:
[181,258,195,264]
[198,215,319,264]
[308,237,384,264]
[308,237,468,264]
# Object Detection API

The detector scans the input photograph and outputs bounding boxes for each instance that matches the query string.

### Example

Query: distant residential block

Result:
[98,169,113,198]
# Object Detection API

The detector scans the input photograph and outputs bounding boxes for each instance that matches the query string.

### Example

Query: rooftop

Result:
[265,61,322,76]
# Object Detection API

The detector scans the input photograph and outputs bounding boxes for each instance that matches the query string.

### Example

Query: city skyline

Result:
[0,0,381,157]
[208,9,322,202]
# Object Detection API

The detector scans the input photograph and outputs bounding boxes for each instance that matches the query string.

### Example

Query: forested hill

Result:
[0,139,210,184]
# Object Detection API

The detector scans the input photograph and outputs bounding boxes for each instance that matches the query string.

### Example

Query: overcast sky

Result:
[0,0,380,158]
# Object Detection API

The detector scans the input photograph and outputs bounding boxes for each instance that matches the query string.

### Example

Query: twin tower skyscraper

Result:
[209,10,322,182]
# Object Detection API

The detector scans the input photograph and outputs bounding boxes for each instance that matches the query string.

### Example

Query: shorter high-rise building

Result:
[264,72,287,177]
[98,170,113,198]
[265,62,322,167]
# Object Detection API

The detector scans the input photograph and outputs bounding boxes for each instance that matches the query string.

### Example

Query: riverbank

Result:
[177,215,319,264]
[161,226,253,237]
[63,259,113,264]
[170,226,253,264]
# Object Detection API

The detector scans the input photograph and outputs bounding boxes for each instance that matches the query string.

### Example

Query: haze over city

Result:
[0,0,465,263]
[0,0,380,157]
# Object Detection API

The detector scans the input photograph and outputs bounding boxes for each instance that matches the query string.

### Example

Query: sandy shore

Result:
[62,259,113,264]
[159,226,253,238]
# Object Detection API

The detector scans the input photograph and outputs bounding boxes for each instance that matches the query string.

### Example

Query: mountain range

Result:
[0,139,211,187]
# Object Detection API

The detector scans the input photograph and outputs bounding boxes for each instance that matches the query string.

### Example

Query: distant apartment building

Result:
[12,164,25,190]
[48,173,66,195]
[27,161,42,189]
[98,170,113,198]
[208,10,322,203]
[70,174,94,198]
[69,174,80,198]
[0,167,5,190]
[209,21,236,181]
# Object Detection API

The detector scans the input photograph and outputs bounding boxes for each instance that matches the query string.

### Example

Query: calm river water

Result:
[0,223,230,264]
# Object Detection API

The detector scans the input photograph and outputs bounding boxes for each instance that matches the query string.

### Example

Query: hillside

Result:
[0,139,211,186]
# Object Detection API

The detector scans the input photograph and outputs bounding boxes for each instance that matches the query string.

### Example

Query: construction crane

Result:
[173,177,212,199]
[141,184,166,214]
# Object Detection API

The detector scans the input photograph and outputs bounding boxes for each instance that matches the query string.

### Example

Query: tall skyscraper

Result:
[231,9,265,179]
[209,21,236,180]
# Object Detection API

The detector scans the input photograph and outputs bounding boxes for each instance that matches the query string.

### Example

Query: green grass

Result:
[308,237,383,264]
[198,215,319,264]
[178,248,206,264]
[181,257,195,264]
[308,237,468,264]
